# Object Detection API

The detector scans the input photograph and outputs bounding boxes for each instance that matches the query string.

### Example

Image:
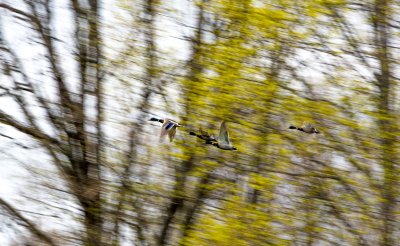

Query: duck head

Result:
[149,117,164,123]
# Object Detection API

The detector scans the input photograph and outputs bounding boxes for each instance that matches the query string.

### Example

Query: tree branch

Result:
[0,197,57,246]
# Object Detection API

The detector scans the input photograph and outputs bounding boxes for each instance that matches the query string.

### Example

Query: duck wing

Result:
[218,121,231,146]
[302,123,313,132]
[200,128,214,139]
[168,126,177,142]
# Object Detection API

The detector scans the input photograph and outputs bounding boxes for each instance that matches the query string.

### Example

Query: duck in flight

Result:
[289,123,320,134]
[149,117,182,142]
[190,121,237,150]
[189,128,217,145]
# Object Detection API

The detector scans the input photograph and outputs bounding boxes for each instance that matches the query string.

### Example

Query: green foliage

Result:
[2,0,400,245]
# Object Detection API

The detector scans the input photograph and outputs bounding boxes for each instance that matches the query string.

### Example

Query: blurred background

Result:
[0,0,399,245]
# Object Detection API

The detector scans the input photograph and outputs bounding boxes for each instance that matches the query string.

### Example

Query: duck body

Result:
[212,142,237,150]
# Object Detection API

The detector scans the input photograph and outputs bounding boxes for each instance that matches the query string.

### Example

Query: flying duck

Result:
[190,121,237,150]
[289,123,320,134]
[189,128,217,145]
[149,117,182,142]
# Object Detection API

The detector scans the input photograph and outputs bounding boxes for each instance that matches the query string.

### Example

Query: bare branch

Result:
[0,197,58,246]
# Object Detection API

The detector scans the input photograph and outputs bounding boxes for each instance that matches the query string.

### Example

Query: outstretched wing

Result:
[303,122,313,132]
[199,128,208,137]
[200,128,213,139]
[168,126,177,142]
[218,121,231,145]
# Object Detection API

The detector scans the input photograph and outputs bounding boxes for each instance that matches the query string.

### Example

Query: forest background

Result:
[0,0,399,245]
